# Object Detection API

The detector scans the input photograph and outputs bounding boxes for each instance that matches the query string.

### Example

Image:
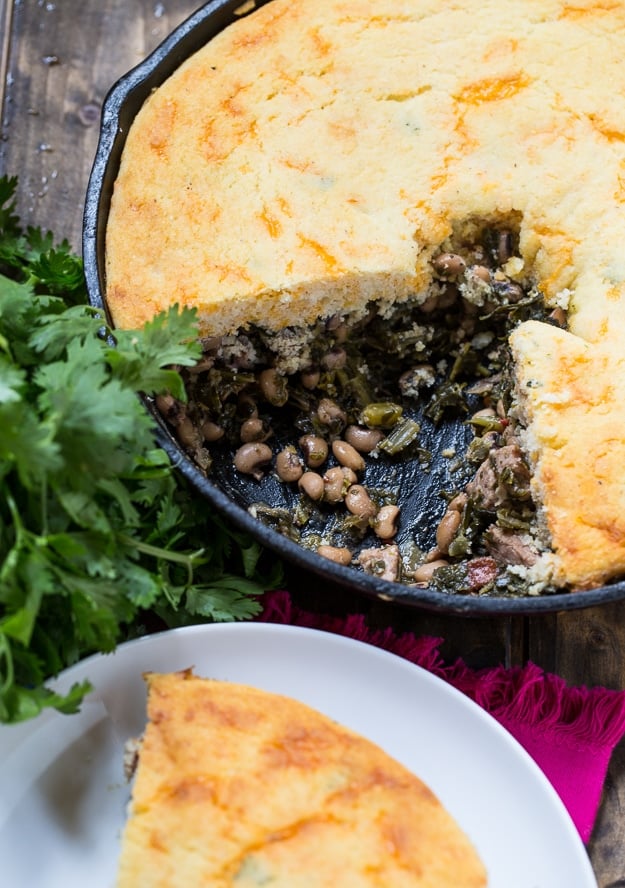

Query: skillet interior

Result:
[83,0,625,615]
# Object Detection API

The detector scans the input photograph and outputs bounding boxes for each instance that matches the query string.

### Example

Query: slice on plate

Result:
[117,670,487,887]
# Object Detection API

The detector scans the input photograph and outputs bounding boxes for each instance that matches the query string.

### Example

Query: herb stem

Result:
[1,493,24,585]
[40,476,49,537]
[0,634,14,697]
[116,533,207,586]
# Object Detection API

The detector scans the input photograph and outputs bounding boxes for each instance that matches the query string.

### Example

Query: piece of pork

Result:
[484,525,538,567]
[358,545,401,582]
[466,444,531,511]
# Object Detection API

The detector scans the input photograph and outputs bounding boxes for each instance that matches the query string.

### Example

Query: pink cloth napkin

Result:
[256,589,625,843]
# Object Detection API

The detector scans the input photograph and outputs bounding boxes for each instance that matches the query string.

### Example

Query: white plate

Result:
[0,622,596,888]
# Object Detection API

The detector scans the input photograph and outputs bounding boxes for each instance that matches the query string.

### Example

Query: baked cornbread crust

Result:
[116,671,487,887]
[105,0,625,591]
[106,0,625,341]
[510,323,625,590]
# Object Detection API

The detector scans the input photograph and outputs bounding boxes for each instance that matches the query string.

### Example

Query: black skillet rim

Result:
[82,0,625,616]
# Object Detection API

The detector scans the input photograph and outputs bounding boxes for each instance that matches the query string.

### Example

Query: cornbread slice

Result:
[116,670,487,887]
[105,0,625,590]
[510,322,625,590]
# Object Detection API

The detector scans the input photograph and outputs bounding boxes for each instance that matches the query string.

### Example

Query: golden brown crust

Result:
[116,671,487,887]
[510,322,625,590]
[105,0,625,589]
[106,0,625,341]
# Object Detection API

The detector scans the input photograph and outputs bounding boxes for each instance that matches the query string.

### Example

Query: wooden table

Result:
[1,1,625,882]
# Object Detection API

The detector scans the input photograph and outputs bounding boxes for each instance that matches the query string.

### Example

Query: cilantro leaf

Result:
[0,174,282,724]
[28,248,86,297]
[106,305,203,400]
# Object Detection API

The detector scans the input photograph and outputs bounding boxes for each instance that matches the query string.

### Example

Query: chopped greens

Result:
[378,418,422,456]
[0,175,281,724]
[166,217,559,595]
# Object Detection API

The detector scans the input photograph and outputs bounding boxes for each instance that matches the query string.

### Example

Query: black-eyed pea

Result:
[275,447,304,483]
[344,485,377,520]
[435,509,462,555]
[471,264,491,283]
[300,366,321,390]
[331,439,365,472]
[233,442,273,480]
[299,434,328,468]
[332,323,349,344]
[317,545,352,566]
[448,492,468,513]
[317,398,347,432]
[258,367,288,406]
[432,252,467,277]
[176,416,201,448]
[323,466,356,503]
[240,417,268,443]
[413,559,449,583]
[321,346,347,371]
[374,504,400,540]
[201,419,225,443]
[155,393,177,418]
[497,231,513,264]
[325,313,346,333]
[493,277,524,303]
[298,471,325,501]
[344,425,385,454]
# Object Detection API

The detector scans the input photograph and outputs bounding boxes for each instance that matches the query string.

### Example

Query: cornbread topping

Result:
[106,0,625,594]
[116,671,487,887]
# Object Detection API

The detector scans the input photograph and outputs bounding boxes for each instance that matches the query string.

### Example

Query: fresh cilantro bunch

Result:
[0,175,281,724]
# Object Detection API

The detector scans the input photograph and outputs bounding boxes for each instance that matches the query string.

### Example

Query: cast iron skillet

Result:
[83,0,625,615]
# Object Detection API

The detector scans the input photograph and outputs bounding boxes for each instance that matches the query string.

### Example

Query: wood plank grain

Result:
[0,0,197,250]
[589,745,625,888]
[284,563,525,669]
[0,0,12,109]
[529,603,625,688]
[528,604,625,887]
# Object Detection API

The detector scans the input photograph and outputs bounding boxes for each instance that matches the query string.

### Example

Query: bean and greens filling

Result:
[158,219,564,597]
